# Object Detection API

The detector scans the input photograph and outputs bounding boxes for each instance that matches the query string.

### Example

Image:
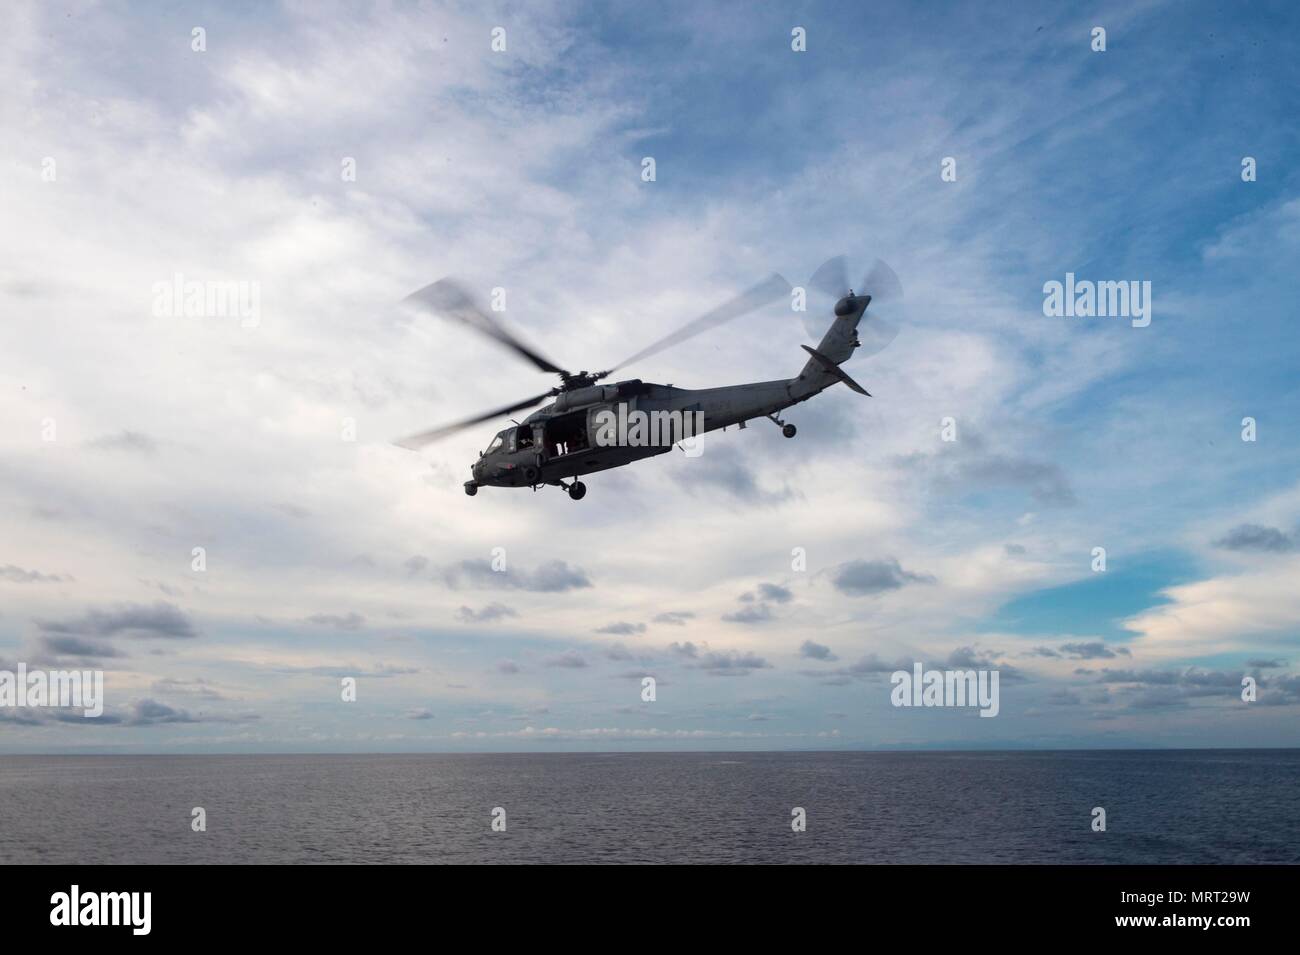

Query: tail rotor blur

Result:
[802,255,905,357]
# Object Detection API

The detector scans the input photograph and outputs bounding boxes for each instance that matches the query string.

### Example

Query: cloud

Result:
[152,677,228,700]
[669,638,770,673]
[945,646,996,669]
[265,662,418,678]
[38,635,125,660]
[1213,523,1295,553]
[1074,666,1300,709]
[406,708,435,720]
[830,558,934,596]
[0,564,70,584]
[722,603,773,624]
[848,654,911,674]
[754,583,792,603]
[653,611,694,626]
[673,445,791,505]
[940,647,1025,681]
[896,432,1075,507]
[305,612,365,630]
[0,708,125,727]
[1030,641,1130,660]
[802,652,913,683]
[1046,689,1082,706]
[496,660,522,675]
[805,647,1023,685]
[34,602,197,640]
[1088,667,1243,689]
[543,651,588,669]
[1060,641,1129,660]
[404,555,429,576]
[120,699,261,726]
[614,670,667,684]
[127,699,198,725]
[441,559,592,592]
[690,650,772,676]
[799,639,836,661]
[595,621,645,635]
[0,710,45,727]
[1121,560,1300,657]
[724,582,795,623]
[457,603,517,623]
[86,430,158,454]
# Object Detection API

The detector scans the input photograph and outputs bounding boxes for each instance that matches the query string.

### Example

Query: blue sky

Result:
[1,0,1298,752]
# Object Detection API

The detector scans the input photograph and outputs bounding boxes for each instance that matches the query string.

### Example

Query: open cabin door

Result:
[541,410,591,460]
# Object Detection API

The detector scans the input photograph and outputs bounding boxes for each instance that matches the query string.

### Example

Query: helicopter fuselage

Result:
[468,378,799,490]
[466,291,872,496]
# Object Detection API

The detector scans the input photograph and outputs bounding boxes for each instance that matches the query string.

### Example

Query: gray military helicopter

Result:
[396,256,903,499]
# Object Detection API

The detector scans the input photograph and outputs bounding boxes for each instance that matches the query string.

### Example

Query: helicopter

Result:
[395,256,903,500]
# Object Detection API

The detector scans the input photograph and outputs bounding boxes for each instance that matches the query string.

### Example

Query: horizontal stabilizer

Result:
[800,345,871,396]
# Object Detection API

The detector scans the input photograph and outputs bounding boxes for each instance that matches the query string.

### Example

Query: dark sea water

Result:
[0,750,1296,864]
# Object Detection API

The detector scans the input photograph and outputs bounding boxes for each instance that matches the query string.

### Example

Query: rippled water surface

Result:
[1,750,1296,864]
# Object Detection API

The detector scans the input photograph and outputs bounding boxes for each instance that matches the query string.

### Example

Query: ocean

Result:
[1,750,1296,864]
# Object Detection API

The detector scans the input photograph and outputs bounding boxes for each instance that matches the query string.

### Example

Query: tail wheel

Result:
[782,424,797,439]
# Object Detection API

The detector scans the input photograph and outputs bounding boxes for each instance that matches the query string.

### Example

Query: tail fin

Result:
[812,294,869,363]
[800,345,870,395]
[789,294,871,398]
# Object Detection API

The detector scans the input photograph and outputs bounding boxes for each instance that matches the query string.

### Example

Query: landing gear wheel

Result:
[464,483,478,496]
[782,424,797,439]
[568,481,587,501]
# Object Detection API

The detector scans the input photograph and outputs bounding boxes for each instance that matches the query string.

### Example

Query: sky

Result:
[1,0,1298,752]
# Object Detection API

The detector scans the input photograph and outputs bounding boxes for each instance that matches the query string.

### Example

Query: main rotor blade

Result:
[394,391,553,450]
[808,255,850,299]
[607,272,792,374]
[403,278,568,377]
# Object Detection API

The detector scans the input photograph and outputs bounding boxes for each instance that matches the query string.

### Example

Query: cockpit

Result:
[484,424,537,457]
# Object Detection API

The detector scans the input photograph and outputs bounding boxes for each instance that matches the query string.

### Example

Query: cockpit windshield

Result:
[485,434,505,455]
